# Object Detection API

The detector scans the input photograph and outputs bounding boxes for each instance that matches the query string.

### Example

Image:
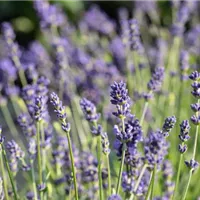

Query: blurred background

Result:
[0,1,173,47]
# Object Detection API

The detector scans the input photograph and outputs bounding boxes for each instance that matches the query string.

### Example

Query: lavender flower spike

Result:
[50,92,70,132]
[162,116,176,137]
[80,98,100,122]
[110,81,130,118]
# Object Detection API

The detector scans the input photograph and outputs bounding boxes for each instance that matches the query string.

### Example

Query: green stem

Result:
[172,153,183,200]
[145,171,153,200]
[36,121,43,199]
[116,143,126,194]
[18,68,27,87]
[192,124,199,160]
[40,121,46,178]
[106,154,111,196]
[66,131,79,200]
[0,149,9,200]
[140,102,149,126]
[1,144,18,200]
[150,164,156,200]
[10,97,21,117]
[130,164,148,200]
[116,114,126,195]
[182,169,193,200]
[31,160,38,200]
[133,51,142,92]
[97,134,103,200]
[0,104,19,139]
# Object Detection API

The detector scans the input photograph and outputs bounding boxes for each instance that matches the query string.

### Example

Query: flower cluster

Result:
[189,71,200,125]
[180,50,190,81]
[50,92,70,132]
[145,130,168,168]
[6,140,25,172]
[162,116,176,137]
[144,67,165,100]
[80,98,100,123]
[128,19,144,53]
[178,120,190,154]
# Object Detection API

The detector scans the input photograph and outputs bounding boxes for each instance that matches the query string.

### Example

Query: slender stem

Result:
[31,160,38,200]
[36,121,43,199]
[106,154,112,196]
[40,121,46,178]
[145,171,153,200]
[129,164,148,200]
[192,125,199,160]
[0,105,19,139]
[10,97,21,117]
[116,143,126,194]
[182,169,193,200]
[150,164,156,200]
[140,102,149,126]
[0,150,9,200]
[66,131,79,200]
[18,68,27,87]
[97,135,103,200]
[116,114,126,195]
[172,153,183,200]
[1,144,18,200]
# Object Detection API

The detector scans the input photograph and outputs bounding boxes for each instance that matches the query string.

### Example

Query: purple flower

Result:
[110,37,126,71]
[28,139,37,159]
[189,71,200,81]
[178,120,191,154]
[34,0,65,28]
[162,160,174,199]
[108,194,122,200]
[80,98,100,122]
[18,113,36,137]
[162,116,176,137]
[101,132,110,155]
[50,92,70,132]
[6,140,25,159]
[191,103,200,112]
[128,19,144,53]
[1,23,22,71]
[1,22,15,42]
[83,5,115,36]
[145,130,168,168]
[171,2,190,37]
[34,96,46,121]
[6,140,25,172]
[26,191,34,200]
[147,67,165,93]
[110,81,130,106]
[122,171,134,192]
[180,120,191,139]
[185,159,199,171]
[190,115,200,125]
[135,1,157,13]
[114,124,133,142]
[178,143,187,154]
[191,82,200,98]
[180,50,190,81]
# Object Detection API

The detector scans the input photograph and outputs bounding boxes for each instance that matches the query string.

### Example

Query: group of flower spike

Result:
[0,0,200,200]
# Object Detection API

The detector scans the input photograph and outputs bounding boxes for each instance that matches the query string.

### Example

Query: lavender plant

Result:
[0,1,200,200]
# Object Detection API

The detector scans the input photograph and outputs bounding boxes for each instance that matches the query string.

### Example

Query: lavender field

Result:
[0,1,200,200]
